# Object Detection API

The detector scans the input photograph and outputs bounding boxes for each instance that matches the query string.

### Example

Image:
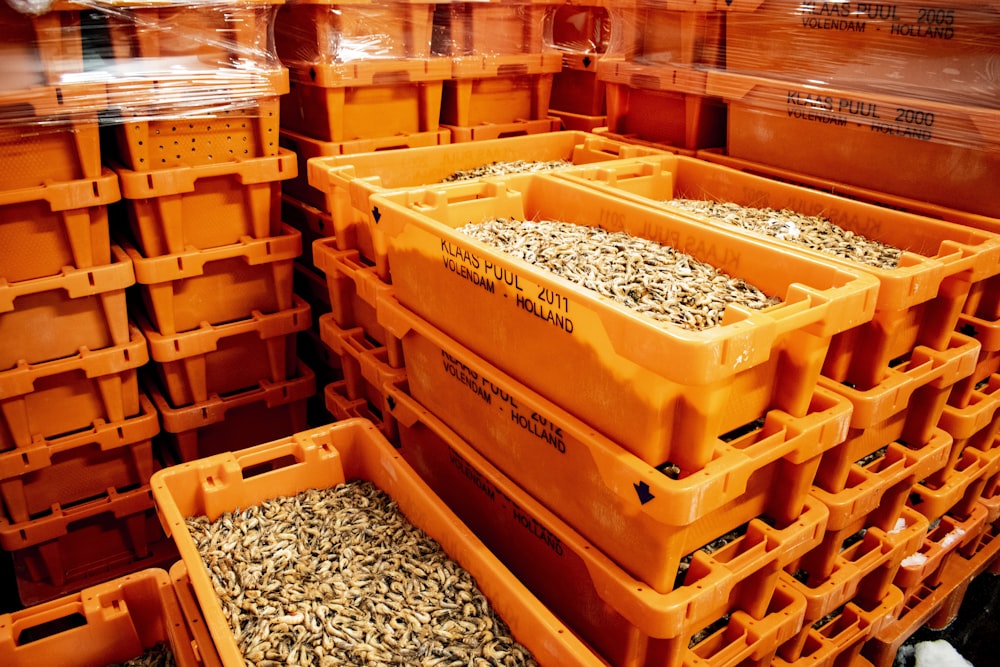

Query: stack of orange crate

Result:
[0,0,176,607]
[99,0,316,464]
[595,0,728,154]
[432,0,564,141]
[545,0,611,132]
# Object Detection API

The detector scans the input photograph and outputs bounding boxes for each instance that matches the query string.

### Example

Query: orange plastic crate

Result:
[141,296,311,407]
[555,155,1000,390]
[387,385,816,667]
[604,1,725,67]
[168,562,224,667]
[150,419,608,667]
[379,294,851,593]
[939,373,1000,469]
[724,0,1000,109]
[313,241,395,346]
[0,1,84,90]
[280,127,450,211]
[547,2,611,54]
[281,194,335,266]
[775,584,905,667]
[0,111,102,191]
[893,502,991,596]
[1,484,177,606]
[318,315,407,429]
[0,323,148,451]
[0,168,119,283]
[109,70,288,172]
[370,173,878,471]
[0,245,134,372]
[292,260,332,317]
[280,58,450,142]
[441,52,562,128]
[306,130,662,278]
[445,116,563,141]
[863,512,1000,667]
[598,58,727,151]
[116,149,295,257]
[0,568,202,667]
[550,52,606,116]
[0,393,158,525]
[432,0,564,56]
[908,446,1000,522]
[124,224,300,335]
[706,70,1000,218]
[548,108,608,132]
[275,1,441,69]
[147,362,315,463]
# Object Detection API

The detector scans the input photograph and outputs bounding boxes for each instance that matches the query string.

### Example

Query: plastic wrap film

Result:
[431,0,565,57]
[1,0,285,132]
[544,2,612,54]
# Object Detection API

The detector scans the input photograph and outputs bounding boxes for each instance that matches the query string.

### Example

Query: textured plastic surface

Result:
[306,130,663,278]
[0,568,200,667]
[0,168,119,284]
[0,393,158,525]
[938,373,1000,475]
[150,419,607,667]
[147,363,315,463]
[555,154,1000,390]
[0,323,148,451]
[313,241,394,346]
[371,173,878,470]
[707,71,1000,218]
[441,52,562,128]
[141,296,311,407]
[124,224,300,335]
[0,106,103,191]
[380,294,851,592]
[117,149,295,257]
[389,381,819,667]
[723,0,1000,108]
[0,244,134,372]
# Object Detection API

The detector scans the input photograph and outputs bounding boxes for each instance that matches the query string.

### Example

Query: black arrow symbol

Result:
[386,395,396,411]
[959,322,978,337]
[726,0,734,5]
[583,56,592,68]
[372,206,382,223]
[634,481,655,505]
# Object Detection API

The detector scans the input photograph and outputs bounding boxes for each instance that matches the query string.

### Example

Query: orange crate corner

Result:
[313,241,394,346]
[168,561,224,667]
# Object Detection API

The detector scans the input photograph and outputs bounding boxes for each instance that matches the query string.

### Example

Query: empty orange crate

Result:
[306,130,663,278]
[775,584,905,667]
[0,2,84,90]
[370,173,878,471]
[0,168,119,283]
[0,323,148,451]
[108,69,288,172]
[816,331,981,494]
[598,59,727,152]
[908,446,1000,522]
[169,562,224,667]
[319,315,407,427]
[280,127,450,211]
[550,52,606,116]
[147,362,315,463]
[387,385,815,667]
[379,294,851,593]
[104,0,280,72]
[0,245,133,372]
[893,502,991,596]
[604,1,725,67]
[547,2,611,54]
[706,70,1000,219]
[140,296,311,407]
[863,513,1000,667]
[432,0,564,56]
[124,224,300,335]
[280,58,450,142]
[938,373,1000,474]
[275,1,441,69]
[1,484,177,606]
[0,568,203,667]
[0,392,158,525]
[313,241,395,346]
[555,155,1000,390]
[150,419,607,667]
[441,52,562,128]
[116,149,295,257]
[724,0,1000,109]
[0,81,106,189]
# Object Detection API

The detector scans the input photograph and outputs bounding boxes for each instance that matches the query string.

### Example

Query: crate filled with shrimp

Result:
[0,568,206,667]
[306,130,664,279]
[368,171,878,472]
[150,419,607,666]
[384,379,818,667]
[553,154,1000,390]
